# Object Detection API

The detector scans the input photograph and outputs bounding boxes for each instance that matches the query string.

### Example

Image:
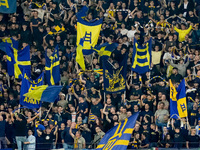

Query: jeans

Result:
[16,136,26,150]
[0,137,7,149]
[150,142,157,148]
[63,143,74,150]
[156,120,167,129]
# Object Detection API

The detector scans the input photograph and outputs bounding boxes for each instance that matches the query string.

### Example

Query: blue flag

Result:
[23,85,62,103]
[170,79,188,119]
[132,38,152,74]
[103,54,127,93]
[96,112,139,150]
[93,42,118,59]
[6,43,31,78]
[0,0,17,14]
[20,71,44,109]
[0,42,6,52]
[45,45,60,85]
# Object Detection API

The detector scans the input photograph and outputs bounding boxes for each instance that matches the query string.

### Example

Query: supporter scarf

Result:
[199,125,200,135]
[131,140,138,149]
[74,137,79,148]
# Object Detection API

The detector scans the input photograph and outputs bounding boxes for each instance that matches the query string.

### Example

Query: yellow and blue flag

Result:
[170,79,188,119]
[93,42,118,59]
[20,71,44,108]
[23,85,62,103]
[76,6,103,55]
[0,0,16,14]
[103,53,127,93]
[6,42,31,79]
[131,38,152,74]
[45,45,60,85]
[96,112,139,150]
[76,38,86,71]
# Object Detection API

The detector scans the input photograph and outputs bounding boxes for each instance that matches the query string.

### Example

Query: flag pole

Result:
[107,60,116,69]
[186,116,189,130]
[131,71,133,84]
[39,105,42,120]
[18,104,21,114]
[124,91,126,101]
[104,91,106,103]
[44,103,54,120]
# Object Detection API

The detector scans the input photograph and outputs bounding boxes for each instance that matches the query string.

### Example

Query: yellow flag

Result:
[76,44,85,71]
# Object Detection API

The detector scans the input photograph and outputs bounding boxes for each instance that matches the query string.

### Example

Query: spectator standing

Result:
[24,129,36,150]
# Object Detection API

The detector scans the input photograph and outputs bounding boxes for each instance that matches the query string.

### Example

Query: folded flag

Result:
[96,112,139,150]
[23,85,62,103]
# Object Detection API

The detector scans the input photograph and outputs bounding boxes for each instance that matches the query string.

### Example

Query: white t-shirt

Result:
[120,29,128,36]
[127,30,137,41]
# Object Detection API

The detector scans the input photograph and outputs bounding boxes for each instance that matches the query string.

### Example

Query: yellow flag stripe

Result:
[96,144,104,148]
[123,128,133,134]
[114,140,129,146]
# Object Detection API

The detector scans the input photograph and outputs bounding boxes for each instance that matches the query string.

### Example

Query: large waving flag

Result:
[20,71,44,108]
[131,38,152,74]
[23,85,62,103]
[103,53,127,93]
[93,42,118,59]
[170,79,188,119]
[6,43,31,78]
[0,0,17,13]
[45,45,60,85]
[96,112,139,150]
[76,6,103,55]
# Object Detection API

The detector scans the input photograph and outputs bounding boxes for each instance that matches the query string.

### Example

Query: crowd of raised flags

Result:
[0,0,200,150]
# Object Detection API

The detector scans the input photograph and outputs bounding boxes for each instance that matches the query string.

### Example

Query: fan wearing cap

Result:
[57,93,68,110]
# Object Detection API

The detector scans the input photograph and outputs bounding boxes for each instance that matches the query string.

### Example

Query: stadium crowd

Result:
[0,0,200,149]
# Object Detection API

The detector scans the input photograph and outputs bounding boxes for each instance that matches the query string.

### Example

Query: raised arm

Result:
[27,112,40,123]
[69,127,75,138]
[79,75,86,84]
